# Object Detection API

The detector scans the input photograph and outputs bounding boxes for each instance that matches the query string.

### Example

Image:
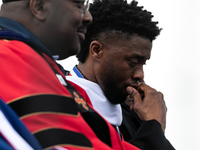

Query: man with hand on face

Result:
[66,0,175,149]
[0,0,141,150]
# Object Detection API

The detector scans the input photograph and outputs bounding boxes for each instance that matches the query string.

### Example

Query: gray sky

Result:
[58,1,200,149]
[1,0,200,149]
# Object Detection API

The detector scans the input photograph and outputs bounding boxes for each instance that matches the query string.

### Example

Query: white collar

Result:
[66,66,122,126]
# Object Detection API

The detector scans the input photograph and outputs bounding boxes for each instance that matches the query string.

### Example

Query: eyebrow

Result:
[131,54,150,60]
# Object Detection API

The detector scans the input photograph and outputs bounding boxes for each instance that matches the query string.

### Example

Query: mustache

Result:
[78,25,87,31]
[129,80,145,89]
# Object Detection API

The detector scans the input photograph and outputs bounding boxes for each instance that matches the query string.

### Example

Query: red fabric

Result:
[68,80,93,108]
[0,40,71,102]
[0,39,140,150]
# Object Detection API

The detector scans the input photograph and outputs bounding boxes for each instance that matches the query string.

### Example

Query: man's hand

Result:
[126,84,167,133]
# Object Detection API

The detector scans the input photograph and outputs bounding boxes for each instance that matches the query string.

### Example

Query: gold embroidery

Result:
[3,39,9,42]
[73,92,88,110]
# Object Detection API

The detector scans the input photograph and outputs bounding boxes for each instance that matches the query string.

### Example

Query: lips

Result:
[130,84,140,89]
[77,28,87,41]
[130,80,145,89]
[123,84,139,95]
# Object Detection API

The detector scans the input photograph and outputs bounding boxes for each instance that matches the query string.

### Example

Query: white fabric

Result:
[0,110,34,150]
[70,69,80,77]
[53,55,59,60]
[66,75,122,126]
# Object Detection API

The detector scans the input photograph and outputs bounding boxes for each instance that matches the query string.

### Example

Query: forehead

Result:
[105,35,152,59]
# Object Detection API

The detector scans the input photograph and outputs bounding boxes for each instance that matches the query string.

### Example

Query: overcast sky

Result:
[1,0,200,149]
[59,1,200,149]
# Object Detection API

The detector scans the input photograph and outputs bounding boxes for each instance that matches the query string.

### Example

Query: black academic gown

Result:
[120,103,175,150]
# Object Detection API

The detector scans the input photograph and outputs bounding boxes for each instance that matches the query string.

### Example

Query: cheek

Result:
[60,12,82,30]
[112,63,132,82]
[109,69,128,87]
[116,74,130,88]
[112,69,135,90]
[71,12,84,26]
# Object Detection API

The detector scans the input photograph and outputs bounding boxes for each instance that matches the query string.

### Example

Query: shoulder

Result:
[67,80,93,107]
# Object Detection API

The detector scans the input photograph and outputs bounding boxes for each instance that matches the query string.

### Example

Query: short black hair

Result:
[77,0,161,63]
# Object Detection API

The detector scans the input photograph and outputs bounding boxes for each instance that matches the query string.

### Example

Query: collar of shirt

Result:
[66,66,123,126]
[0,17,52,59]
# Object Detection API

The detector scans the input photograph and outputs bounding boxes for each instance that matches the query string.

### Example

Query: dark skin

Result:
[126,84,167,133]
[78,35,167,133]
[0,0,92,59]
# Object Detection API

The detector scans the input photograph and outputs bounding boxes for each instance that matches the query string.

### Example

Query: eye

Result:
[74,0,89,12]
[74,0,85,9]
[129,58,138,66]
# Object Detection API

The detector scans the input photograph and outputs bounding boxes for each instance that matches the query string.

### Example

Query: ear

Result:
[90,40,104,62]
[29,0,46,20]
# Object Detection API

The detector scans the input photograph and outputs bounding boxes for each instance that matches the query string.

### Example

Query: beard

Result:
[99,62,127,104]
[102,80,127,104]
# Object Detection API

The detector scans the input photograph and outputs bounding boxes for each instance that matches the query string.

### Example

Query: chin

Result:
[68,46,80,57]
[105,93,127,104]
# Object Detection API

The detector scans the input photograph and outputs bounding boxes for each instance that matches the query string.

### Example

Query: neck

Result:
[77,62,97,83]
[76,65,88,80]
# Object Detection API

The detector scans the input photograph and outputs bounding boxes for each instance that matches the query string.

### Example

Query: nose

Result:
[131,66,144,85]
[83,10,93,25]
